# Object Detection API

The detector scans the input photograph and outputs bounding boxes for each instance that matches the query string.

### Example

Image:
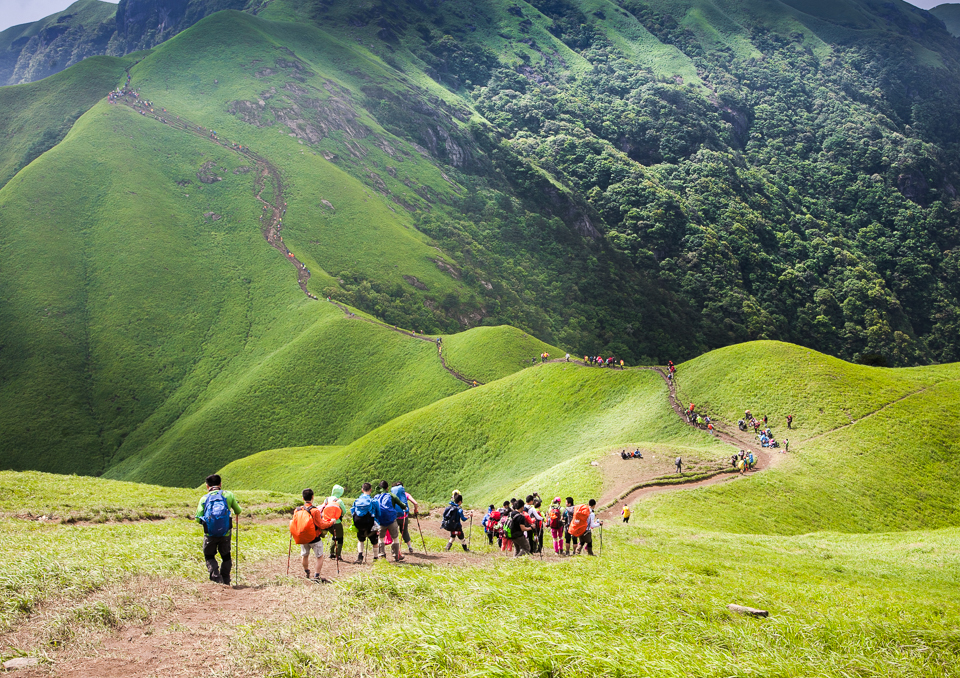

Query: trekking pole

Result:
[415,513,427,554]
[599,524,603,558]
[286,536,292,575]
[235,515,240,584]
[468,514,473,549]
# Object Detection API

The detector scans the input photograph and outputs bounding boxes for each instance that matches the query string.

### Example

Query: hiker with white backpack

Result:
[195,474,242,586]
[327,485,347,563]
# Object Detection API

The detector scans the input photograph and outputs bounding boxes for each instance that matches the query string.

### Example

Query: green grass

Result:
[218,446,343,494]
[0,55,130,189]
[440,325,563,384]
[235,523,960,677]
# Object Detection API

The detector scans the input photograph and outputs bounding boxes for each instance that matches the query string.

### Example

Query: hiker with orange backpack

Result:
[573,499,602,556]
[350,482,379,563]
[441,493,472,552]
[326,485,347,563]
[372,481,406,562]
[547,497,564,554]
[567,500,591,555]
[195,474,242,586]
[290,488,336,582]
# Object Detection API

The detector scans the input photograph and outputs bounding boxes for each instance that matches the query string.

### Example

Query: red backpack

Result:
[548,506,562,530]
[289,505,319,544]
[568,504,591,537]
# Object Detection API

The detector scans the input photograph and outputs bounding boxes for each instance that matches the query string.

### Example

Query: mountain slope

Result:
[931,4,960,37]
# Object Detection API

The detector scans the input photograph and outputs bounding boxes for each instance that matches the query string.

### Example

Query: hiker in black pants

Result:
[675,457,683,474]
[194,474,242,586]
[327,485,347,562]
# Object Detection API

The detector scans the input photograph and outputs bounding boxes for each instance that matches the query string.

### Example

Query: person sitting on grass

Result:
[195,474,242,586]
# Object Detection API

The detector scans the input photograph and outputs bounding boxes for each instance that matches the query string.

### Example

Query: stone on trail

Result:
[727,604,769,617]
[3,657,41,669]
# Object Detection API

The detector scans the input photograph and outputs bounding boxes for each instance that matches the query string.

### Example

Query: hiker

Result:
[350,482,379,562]
[748,451,755,469]
[391,482,420,555]
[562,497,578,556]
[575,500,602,555]
[291,488,328,582]
[482,505,498,545]
[524,495,543,553]
[195,474,242,586]
[675,457,683,474]
[689,403,695,414]
[786,414,793,429]
[547,497,564,554]
[565,353,570,361]
[532,497,545,553]
[498,500,513,551]
[442,493,472,551]
[509,499,532,556]
[763,415,768,425]
[784,438,789,454]
[327,485,347,562]
[621,504,631,524]
[373,481,406,562]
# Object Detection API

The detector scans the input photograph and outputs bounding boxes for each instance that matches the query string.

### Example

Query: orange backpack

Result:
[316,498,343,532]
[568,504,591,537]
[290,505,319,544]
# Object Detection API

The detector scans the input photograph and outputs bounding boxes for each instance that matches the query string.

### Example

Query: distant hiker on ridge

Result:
[195,474,242,586]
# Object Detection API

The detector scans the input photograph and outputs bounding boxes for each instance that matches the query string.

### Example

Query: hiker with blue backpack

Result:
[373,480,407,562]
[391,481,420,555]
[442,492,472,551]
[351,482,379,563]
[195,474,242,586]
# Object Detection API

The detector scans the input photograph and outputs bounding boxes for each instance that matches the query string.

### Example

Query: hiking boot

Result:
[408,544,415,554]
[444,542,452,552]
[355,554,364,564]
[462,544,469,552]
[395,553,405,562]
[304,570,311,578]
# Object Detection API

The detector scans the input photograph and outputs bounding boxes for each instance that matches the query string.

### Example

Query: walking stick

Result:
[235,515,240,583]
[286,536,292,575]
[468,514,473,549]
[599,524,603,558]
[415,513,427,554]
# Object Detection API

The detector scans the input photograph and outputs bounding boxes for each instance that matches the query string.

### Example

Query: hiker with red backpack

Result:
[290,488,340,582]
[482,505,498,545]
[350,482,379,563]
[372,480,407,562]
[547,497,564,554]
[498,500,512,551]
[326,485,347,563]
[442,493,472,552]
[195,474,242,586]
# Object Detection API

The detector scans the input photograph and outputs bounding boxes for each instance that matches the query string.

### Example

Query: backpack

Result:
[499,513,514,539]
[202,490,232,537]
[548,506,562,530]
[568,504,591,537]
[487,510,501,530]
[441,505,462,531]
[316,498,343,532]
[351,493,373,518]
[375,493,397,525]
[289,505,319,545]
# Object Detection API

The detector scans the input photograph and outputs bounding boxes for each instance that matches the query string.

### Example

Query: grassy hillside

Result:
[638,342,960,534]
[441,325,563,384]
[931,4,960,37]
[0,55,130,189]
[305,363,726,504]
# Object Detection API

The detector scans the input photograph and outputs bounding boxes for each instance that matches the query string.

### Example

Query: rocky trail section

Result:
[114,90,317,300]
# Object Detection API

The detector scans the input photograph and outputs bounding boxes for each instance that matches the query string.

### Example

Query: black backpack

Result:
[441,505,461,531]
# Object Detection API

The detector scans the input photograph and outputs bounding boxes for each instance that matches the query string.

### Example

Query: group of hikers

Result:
[584,356,624,368]
[737,410,790,451]
[195,475,606,585]
[620,449,644,459]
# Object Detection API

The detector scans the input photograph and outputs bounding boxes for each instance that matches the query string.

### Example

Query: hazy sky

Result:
[0,0,119,33]
[0,0,951,33]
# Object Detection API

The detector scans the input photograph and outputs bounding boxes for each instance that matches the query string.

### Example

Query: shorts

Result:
[448,530,465,540]
[580,531,593,546]
[378,521,399,544]
[564,530,578,545]
[300,540,323,558]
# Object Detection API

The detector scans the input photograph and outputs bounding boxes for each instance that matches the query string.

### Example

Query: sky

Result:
[0,0,951,33]
[0,0,119,33]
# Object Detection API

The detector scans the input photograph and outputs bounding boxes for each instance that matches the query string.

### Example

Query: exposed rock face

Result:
[0,0,247,85]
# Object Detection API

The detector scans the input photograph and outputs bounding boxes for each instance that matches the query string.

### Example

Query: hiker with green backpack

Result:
[441,492,472,552]
[195,474,242,586]
[327,485,347,563]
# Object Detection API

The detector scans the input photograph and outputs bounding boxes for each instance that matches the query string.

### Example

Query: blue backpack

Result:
[374,493,397,525]
[203,490,232,537]
[351,494,373,518]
